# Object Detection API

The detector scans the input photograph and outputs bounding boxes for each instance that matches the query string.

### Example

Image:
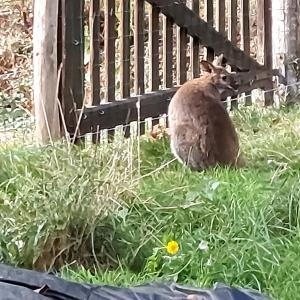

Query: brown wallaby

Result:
[168,54,245,171]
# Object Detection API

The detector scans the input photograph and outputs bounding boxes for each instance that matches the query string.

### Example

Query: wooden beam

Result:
[76,69,276,135]
[78,88,178,134]
[146,0,263,70]
[33,0,61,143]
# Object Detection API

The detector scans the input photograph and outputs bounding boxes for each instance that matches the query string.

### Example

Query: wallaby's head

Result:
[200,54,239,94]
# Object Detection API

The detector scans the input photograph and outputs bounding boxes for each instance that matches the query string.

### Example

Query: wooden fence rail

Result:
[52,0,277,141]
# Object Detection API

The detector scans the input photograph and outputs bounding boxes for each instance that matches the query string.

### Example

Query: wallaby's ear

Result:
[200,60,216,73]
[213,54,224,67]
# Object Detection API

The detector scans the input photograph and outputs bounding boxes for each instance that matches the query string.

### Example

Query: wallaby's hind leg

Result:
[170,125,216,171]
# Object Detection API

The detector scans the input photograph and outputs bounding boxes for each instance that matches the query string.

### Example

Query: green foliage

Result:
[0,139,139,270]
[2,103,300,300]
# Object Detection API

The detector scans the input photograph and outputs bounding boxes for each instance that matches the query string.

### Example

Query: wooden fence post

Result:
[257,0,273,105]
[60,0,85,141]
[33,0,61,143]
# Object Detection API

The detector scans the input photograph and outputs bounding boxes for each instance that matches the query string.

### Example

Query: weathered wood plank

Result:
[204,0,213,28]
[89,0,101,105]
[240,0,250,55]
[77,74,275,135]
[216,0,225,34]
[190,0,200,78]
[146,0,263,70]
[134,0,145,135]
[149,5,160,91]
[204,0,214,61]
[79,88,178,135]
[176,0,187,85]
[120,0,131,137]
[60,0,85,137]
[257,0,273,105]
[163,16,173,88]
[149,4,160,129]
[257,0,272,69]
[240,0,251,106]
[134,0,145,95]
[264,0,273,106]
[120,0,131,99]
[228,0,237,45]
[33,0,61,143]
[104,0,116,102]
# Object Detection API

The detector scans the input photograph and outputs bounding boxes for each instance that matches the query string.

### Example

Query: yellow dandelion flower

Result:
[166,240,179,255]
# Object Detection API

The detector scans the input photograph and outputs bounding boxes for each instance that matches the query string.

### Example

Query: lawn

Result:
[1,103,300,300]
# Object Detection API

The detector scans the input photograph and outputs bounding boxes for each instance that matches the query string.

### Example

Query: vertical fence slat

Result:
[134,0,145,95]
[149,4,160,129]
[104,0,116,141]
[120,0,131,137]
[163,16,173,88]
[228,0,238,108]
[257,0,264,65]
[264,0,273,70]
[90,0,101,142]
[264,0,273,105]
[120,0,131,99]
[228,0,237,45]
[176,0,187,85]
[190,0,200,78]
[162,14,173,131]
[134,0,145,135]
[204,0,214,61]
[149,5,160,91]
[240,0,251,107]
[257,0,272,69]
[257,0,273,105]
[216,0,225,34]
[105,0,116,102]
[240,0,250,55]
[89,0,101,106]
[60,0,85,140]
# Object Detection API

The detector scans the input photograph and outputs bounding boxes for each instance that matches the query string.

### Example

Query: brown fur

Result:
[168,55,245,171]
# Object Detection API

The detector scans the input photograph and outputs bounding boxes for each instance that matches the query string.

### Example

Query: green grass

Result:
[1,103,300,299]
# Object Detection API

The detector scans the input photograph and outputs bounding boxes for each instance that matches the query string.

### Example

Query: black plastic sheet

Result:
[0,263,274,300]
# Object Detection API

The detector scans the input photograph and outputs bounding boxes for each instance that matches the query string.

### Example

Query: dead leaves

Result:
[0,0,33,114]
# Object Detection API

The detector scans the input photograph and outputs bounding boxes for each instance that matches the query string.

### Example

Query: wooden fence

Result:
[55,0,278,141]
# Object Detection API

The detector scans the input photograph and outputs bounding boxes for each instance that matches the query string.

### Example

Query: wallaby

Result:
[168,54,245,171]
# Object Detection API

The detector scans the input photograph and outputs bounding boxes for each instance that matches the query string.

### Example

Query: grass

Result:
[1,103,300,299]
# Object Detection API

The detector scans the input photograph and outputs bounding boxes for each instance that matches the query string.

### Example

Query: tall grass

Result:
[1,104,300,300]
[0,137,139,270]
